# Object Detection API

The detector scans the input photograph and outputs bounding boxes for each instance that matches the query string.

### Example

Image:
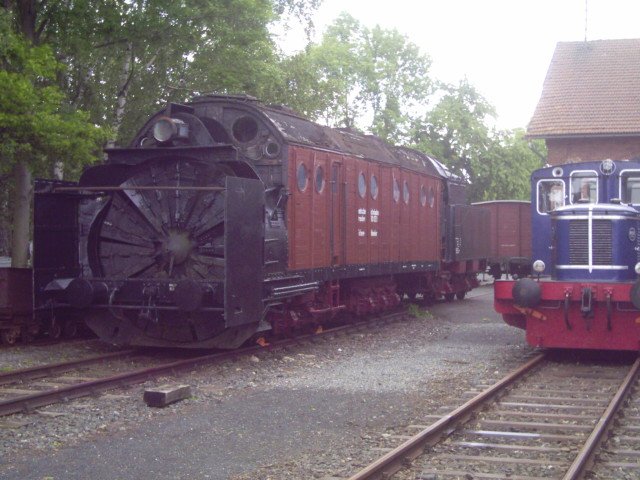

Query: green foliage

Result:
[7,0,315,145]
[0,14,106,178]
[410,79,494,183]
[475,130,546,201]
[409,79,542,202]
[270,13,432,143]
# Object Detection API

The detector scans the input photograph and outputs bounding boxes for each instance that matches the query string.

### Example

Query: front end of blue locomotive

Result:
[551,203,640,282]
[495,159,640,350]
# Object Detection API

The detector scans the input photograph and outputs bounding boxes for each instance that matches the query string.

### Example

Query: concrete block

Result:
[143,384,191,408]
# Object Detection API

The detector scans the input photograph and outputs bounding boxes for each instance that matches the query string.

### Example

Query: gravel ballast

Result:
[0,284,532,479]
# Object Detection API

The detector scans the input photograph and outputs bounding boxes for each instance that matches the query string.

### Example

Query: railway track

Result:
[348,353,640,480]
[0,310,411,417]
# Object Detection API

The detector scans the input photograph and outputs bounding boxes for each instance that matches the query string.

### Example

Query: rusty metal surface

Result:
[0,310,409,417]
[348,356,640,480]
[192,94,449,178]
[562,357,640,480]
[0,349,135,386]
[347,353,546,480]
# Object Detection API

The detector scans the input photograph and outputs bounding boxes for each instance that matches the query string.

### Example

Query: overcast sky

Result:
[275,0,640,130]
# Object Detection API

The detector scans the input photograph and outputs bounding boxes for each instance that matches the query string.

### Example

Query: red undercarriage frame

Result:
[495,279,640,351]
[267,264,482,336]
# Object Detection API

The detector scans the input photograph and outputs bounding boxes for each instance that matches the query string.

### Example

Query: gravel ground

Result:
[0,284,533,480]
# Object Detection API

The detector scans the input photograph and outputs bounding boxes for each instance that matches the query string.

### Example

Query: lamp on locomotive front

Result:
[152,117,189,143]
[532,260,545,274]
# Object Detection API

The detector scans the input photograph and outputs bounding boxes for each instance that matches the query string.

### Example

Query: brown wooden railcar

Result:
[472,200,531,278]
[287,146,442,271]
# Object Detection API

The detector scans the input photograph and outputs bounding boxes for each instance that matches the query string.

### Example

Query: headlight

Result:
[635,262,640,275]
[533,260,545,273]
[153,117,176,142]
[152,117,188,143]
[600,159,615,175]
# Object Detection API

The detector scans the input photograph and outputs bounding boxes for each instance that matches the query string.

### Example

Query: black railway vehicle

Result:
[0,268,33,345]
[32,94,491,349]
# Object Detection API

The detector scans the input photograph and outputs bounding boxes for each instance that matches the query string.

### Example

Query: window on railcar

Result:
[370,175,379,199]
[297,163,308,192]
[621,170,640,204]
[537,180,565,214]
[358,172,367,198]
[570,171,597,204]
[315,166,325,193]
[393,176,400,203]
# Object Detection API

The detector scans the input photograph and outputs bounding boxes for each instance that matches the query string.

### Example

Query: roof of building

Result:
[527,38,640,138]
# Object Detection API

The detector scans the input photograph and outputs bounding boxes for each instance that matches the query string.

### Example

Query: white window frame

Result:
[619,169,640,205]
[569,169,598,205]
[536,179,565,215]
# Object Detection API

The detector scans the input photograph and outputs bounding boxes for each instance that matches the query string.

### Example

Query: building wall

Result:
[546,136,640,165]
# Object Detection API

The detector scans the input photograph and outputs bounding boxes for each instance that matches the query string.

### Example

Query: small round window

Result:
[315,166,325,193]
[358,172,367,199]
[297,163,308,192]
[370,175,379,199]
[231,116,259,143]
[393,177,400,203]
[428,187,435,208]
[403,181,410,204]
[420,185,427,206]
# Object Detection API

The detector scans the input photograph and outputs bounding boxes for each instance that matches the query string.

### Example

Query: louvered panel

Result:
[569,220,588,265]
[592,220,612,265]
[569,219,612,265]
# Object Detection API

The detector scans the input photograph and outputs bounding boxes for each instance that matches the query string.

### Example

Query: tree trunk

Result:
[106,42,133,149]
[16,0,37,43]
[11,161,31,267]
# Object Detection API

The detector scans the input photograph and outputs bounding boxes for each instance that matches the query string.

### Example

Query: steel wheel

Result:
[63,320,78,339]
[1,327,20,345]
[47,317,62,339]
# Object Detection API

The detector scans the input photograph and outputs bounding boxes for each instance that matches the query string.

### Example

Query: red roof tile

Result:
[527,39,640,138]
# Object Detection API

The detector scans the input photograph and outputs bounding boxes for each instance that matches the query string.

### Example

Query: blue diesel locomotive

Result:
[495,159,640,350]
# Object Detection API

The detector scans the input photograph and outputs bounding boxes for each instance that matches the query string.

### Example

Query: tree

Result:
[410,79,543,202]
[272,13,432,143]
[475,130,546,201]
[3,0,323,146]
[0,13,106,265]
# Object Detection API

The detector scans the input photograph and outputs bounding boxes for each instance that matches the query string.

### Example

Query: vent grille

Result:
[569,220,612,265]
